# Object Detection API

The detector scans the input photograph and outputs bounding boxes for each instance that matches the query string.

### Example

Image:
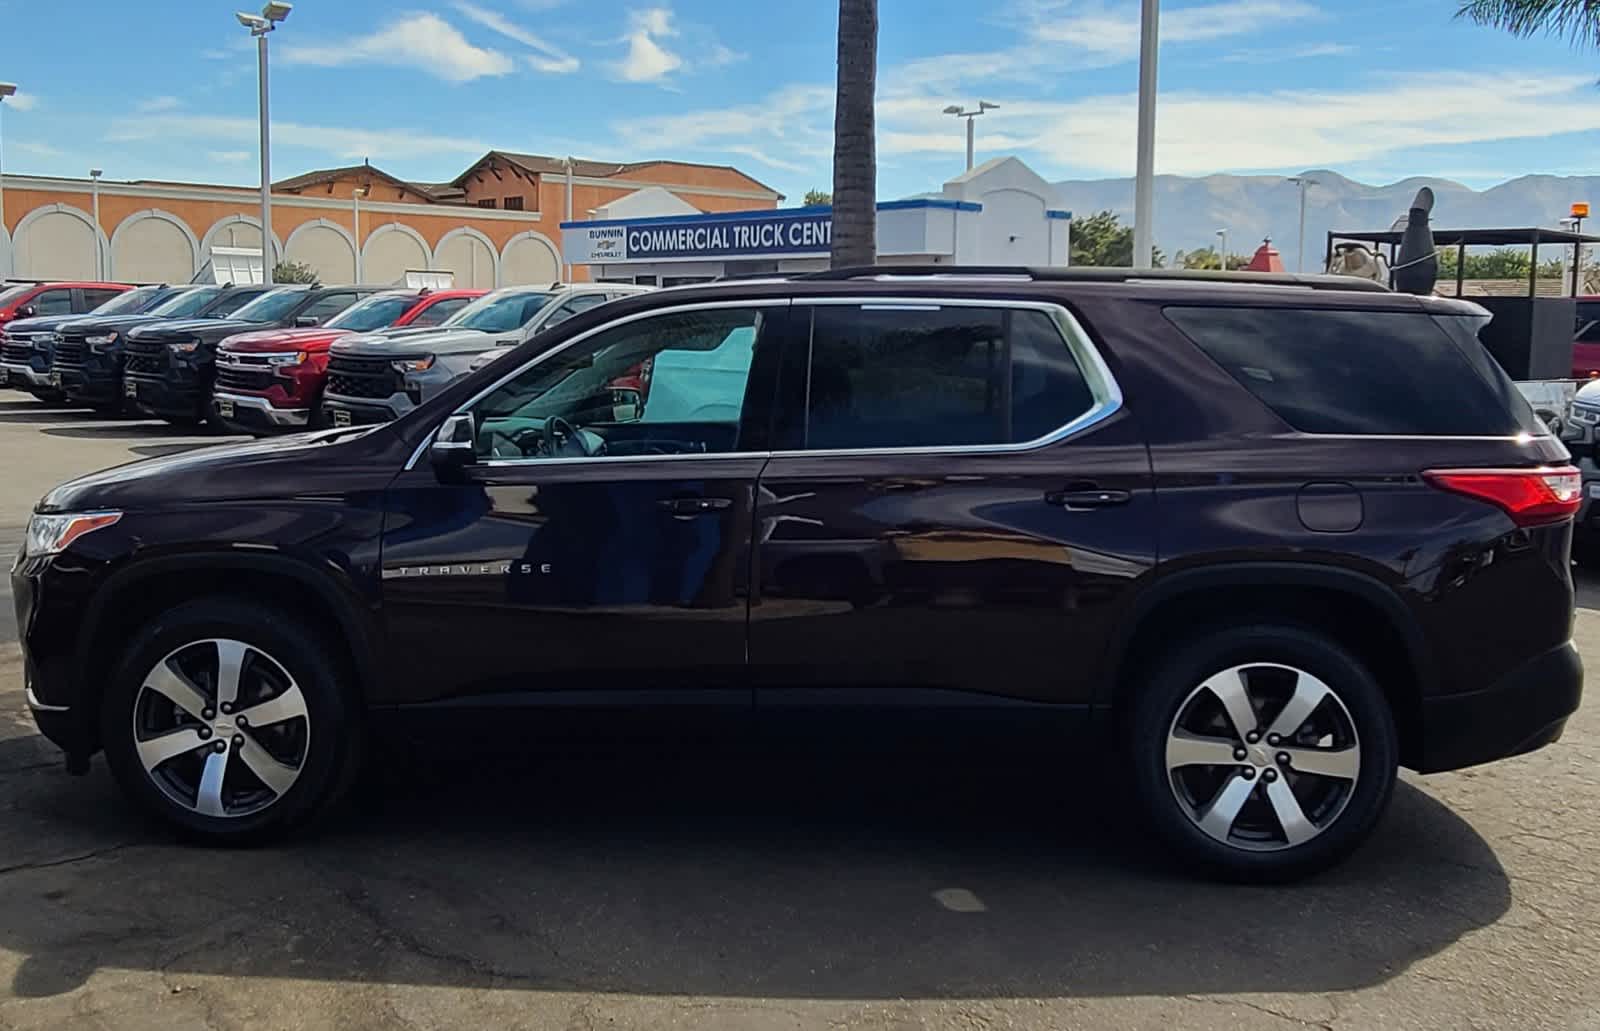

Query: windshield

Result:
[93,286,164,315]
[0,285,31,307]
[229,287,309,324]
[326,294,415,332]
[447,291,556,333]
[150,286,223,318]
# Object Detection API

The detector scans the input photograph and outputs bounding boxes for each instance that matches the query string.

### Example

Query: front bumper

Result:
[14,556,93,756]
[212,391,311,432]
[125,372,205,419]
[1416,640,1583,773]
[0,361,54,388]
[322,393,410,426]
[59,354,124,404]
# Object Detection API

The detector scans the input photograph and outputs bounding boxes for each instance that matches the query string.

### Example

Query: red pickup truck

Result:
[212,288,483,434]
[1575,317,1600,379]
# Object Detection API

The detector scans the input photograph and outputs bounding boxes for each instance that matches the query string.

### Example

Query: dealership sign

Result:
[563,210,833,264]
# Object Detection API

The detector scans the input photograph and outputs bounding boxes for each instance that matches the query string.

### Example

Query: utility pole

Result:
[1288,175,1318,273]
[1132,0,1160,269]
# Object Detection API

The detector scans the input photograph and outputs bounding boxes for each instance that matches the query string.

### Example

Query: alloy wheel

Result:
[132,639,310,819]
[1165,662,1361,852]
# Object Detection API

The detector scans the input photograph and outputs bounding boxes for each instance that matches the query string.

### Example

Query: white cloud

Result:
[14,141,62,159]
[208,150,253,163]
[453,1,580,73]
[283,13,515,83]
[611,7,683,83]
[137,96,181,113]
[6,91,37,112]
[1222,42,1357,63]
[109,114,488,162]
[612,84,834,164]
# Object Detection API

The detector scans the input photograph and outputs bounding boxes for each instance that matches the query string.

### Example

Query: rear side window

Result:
[792,304,1097,451]
[1165,306,1539,436]
[409,296,471,327]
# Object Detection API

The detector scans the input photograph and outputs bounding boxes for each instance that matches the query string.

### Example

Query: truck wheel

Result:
[99,598,361,843]
[1125,624,1398,881]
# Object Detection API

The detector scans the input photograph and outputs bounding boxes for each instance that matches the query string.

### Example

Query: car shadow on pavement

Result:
[0,736,1510,1002]
[41,423,223,440]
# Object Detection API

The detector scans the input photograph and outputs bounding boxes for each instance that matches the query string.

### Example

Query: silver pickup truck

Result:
[320,283,651,426]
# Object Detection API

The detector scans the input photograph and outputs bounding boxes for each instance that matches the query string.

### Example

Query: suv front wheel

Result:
[1127,624,1399,881]
[100,598,359,842]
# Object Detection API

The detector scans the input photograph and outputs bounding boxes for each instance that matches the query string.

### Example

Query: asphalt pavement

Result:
[1,393,1597,1030]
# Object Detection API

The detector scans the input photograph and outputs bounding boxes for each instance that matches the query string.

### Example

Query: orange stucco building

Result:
[0,151,782,288]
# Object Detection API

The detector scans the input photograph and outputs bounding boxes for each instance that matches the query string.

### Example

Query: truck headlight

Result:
[168,341,200,354]
[86,332,119,352]
[24,511,122,558]
[391,355,436,373]
[266,352,307,366]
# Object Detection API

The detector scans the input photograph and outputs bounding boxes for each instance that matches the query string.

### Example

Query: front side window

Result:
[408,296,471,327]
[788,304,1097,451]
[231,287,311,324]
[205,287,271,318]
[542,293,609,330]
[449,291,557,333]
[299,292,363,323]
[471,307,767,461]
[93,286,162,315]
[326,294,415,332]
[152,287,222,317]
[31,289,73,316]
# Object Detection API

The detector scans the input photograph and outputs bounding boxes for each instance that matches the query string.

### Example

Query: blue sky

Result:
[2,0,1599,201]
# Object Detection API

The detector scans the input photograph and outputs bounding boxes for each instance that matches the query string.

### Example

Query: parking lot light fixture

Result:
[237,3,291,285]
[90,169,104,279]
[0,82,16,270]
[353,185,369,283]
[943,101,999,172]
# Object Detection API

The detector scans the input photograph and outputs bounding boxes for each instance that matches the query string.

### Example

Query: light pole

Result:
[1132,0,1159,269]
[1215,228,1228,271]
[353,184,367,283]
[0,82,15,274]
[941,101,998,172]
[89,169,103,279]
[564,156,575,282]
[1288,175,1317,273]
[236,2,292,284]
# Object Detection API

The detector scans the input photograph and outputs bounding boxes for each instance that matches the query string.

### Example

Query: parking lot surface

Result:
[1,395,1597,1030]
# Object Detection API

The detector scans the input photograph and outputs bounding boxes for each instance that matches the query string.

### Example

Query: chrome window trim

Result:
[403,296,1123,471]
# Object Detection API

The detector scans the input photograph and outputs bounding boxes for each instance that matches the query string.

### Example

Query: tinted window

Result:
[408,296,471,327]
[542,294,608,329]
[1579,320,1600,343]
[326,294,414,331]
[93,286,162,315]
[1165,306,1537,436]
[451,291,557,333]
[150,287,221,317]
[205,287,271,318]
[0,285,30,307]
[793,305,1096,451]
[230,288,310,324]
[299,292,363,323]
[471,308,766,460]
[31,289,73,316]
[81,288,124,310]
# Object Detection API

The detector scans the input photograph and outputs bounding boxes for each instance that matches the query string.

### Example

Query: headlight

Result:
[265,352,307,366]
[1572,405,1600,426]
[168,341,200,354]
[24,511,122,557]
[36,333,60,349]
[392,355,436,373]
[86,332,119,352]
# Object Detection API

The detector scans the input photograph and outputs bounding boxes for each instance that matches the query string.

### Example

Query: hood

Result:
[332,327,503,358]
[219,326,349,353]
[38,424,402,514]
[128,317,261,343]
[1576,380,1600,406]
[2,314,95,335]
[59,313,184,336]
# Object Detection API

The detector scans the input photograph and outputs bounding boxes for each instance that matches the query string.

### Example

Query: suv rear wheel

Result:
[1127,624,1399,880]
[99,598,359,842]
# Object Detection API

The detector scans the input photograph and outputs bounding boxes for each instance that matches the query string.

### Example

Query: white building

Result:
[561,156,1071,285]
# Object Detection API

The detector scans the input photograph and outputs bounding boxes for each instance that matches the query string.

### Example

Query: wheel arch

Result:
[1107,563,1432,767]
[77,552,381,742]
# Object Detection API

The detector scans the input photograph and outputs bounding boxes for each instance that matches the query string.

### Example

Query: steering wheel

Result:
[543,416,601,458]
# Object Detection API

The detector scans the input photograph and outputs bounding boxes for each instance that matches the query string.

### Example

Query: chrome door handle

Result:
[1045,488,1132,510]
[659,497,733,515]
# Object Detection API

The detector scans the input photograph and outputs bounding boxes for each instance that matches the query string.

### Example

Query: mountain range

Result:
[1051,171,1600,267]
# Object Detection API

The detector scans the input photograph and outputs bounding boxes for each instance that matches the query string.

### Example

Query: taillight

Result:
[1423,466,1582,527]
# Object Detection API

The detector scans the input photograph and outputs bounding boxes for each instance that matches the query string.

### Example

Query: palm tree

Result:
[830,0,878,268]
[1458,0,1600,43]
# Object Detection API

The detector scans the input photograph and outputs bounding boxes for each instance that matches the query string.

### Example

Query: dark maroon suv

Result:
[13,267,1582,880]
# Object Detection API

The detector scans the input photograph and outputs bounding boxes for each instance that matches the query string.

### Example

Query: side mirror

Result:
[295,316,320,328]
[430,413,476,477]
[17,305,35,319]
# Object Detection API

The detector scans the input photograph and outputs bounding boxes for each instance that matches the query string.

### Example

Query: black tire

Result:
[1126,624,1398,882]
[99,598,362,843]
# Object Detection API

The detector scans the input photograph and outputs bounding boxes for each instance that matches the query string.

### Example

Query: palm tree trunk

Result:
[830,0,878,269]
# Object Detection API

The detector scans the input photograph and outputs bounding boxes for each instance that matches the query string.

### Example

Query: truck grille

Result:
[215,356,277,392]
[326,354,398,399]
[124,337,170,377]
[2,333,39,365]
[51,335,87,376]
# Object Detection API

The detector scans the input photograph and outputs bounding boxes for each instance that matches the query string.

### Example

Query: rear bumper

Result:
[213,391,311,432]
[1416,640,1583,773]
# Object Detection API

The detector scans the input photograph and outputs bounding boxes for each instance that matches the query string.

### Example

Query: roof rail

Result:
[792,265,1392,293]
